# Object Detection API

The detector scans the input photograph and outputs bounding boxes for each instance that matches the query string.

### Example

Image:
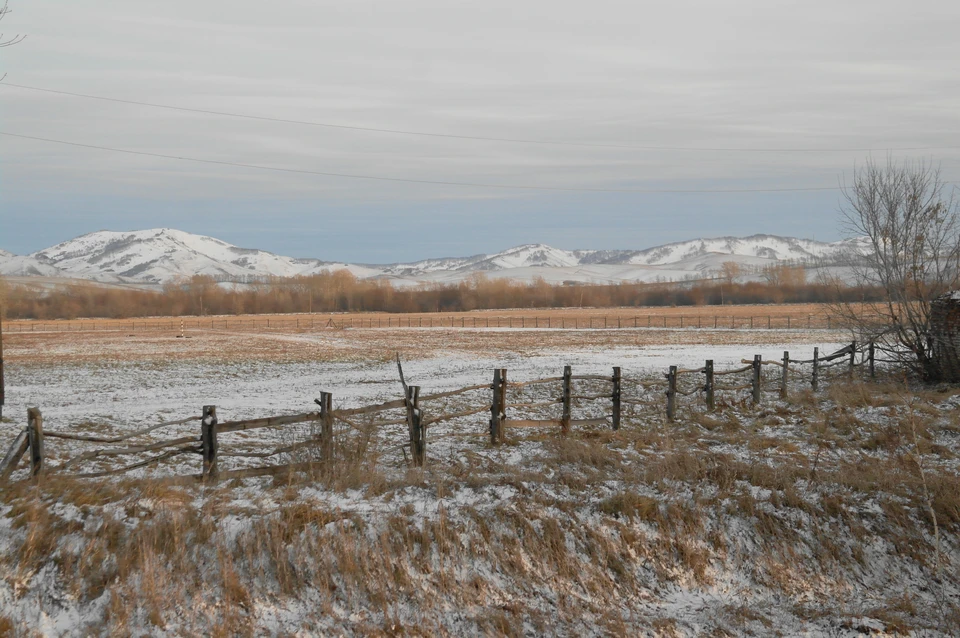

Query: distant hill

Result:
[0,228,854,287]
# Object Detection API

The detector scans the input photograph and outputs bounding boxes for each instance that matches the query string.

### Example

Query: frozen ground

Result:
[0,327,957,636]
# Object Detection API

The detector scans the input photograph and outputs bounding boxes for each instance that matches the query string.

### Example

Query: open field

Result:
[1,324,959,636]
[1,303,847,333]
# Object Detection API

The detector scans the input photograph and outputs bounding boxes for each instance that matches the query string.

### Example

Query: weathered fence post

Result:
[751,355,762,405]
[490,369,504,444]
[561,365,572,434]
[869,341,876,379]
[666,366,677,422]
[704,360,715,412]
[1,305,5,421]
[0,427,29,482]
[780,351,790,400]
[611,367,621,431]
[849,341,857,378]
[319,392,333,461]
[812,347,820,391]
[26,407,44,478]
[201,405,218,480]
[406,386,425,466]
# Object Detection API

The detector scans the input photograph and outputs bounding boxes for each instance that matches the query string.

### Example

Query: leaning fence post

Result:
[26,407,44,478]
[0,427,29,482]
[666,366,677,422]
[490,369,503,444]
[869,341,876,379]
[406,386,425,466]
[319,392,334,460]
[201,405,218,480]
[812,347,820,391]
[561,365,572,434]
[611,367,621,431]
[752,355,762,405]
[704,360,714,411]
[780,351,790,400]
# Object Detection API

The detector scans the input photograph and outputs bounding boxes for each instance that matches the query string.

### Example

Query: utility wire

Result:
[2,82,957,153]
[0,130,844,193]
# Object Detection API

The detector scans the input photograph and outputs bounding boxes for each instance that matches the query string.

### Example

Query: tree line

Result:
[0,269,881,320]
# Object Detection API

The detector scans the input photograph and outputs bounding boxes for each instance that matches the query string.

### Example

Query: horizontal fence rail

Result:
[0,313,843,333]
[0,342,880,484]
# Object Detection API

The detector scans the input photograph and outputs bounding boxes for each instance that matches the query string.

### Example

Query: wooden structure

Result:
[0,342,876,485]
[930,293,960,383]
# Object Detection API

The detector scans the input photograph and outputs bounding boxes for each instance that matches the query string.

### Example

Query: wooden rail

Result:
[0,341,878,484]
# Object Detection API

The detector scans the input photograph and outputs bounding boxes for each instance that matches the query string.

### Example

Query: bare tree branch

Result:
[825,157,960,381]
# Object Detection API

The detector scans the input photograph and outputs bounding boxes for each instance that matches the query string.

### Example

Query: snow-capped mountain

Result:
[621,235,839,266]
[0,229,853,287]
[27,229,379,284]
[0,247,69,278]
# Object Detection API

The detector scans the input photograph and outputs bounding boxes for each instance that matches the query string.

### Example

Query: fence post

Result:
[406,386,425,466]
[812,347,820,391]
[490,369,504,444]
[869,341,876,379]
[780,351,789,400]
[611,367,621,431]
[666,366,677,422]
[751,355,762,405]
[201,405,218,480]
[561,365,572,434]
[0,427,29,482]
[27,407,44,478]
[704,360,714,412]
[849,341,857,378]
[319,392,333,460]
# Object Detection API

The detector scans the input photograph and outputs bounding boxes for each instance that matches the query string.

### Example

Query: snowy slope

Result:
[624,235,835,266]
[0,249,69,277]
[12,228,854,286]
[31,229,377,284]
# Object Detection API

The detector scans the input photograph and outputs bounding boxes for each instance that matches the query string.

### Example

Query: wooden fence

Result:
[0,343,872,484]
[0,313,840,334]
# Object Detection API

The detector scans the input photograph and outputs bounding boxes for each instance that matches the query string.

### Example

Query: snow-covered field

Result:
[0,326,957,636]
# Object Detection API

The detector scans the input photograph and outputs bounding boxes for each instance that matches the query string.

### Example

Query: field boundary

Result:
[0,342,879,485]
[0,312,842,333]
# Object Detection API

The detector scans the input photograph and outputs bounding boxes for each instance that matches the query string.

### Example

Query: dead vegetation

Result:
[1,376,958,635]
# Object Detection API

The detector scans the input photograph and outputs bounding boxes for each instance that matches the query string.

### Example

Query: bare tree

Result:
[829,157,960,381]
[0,1,24,82]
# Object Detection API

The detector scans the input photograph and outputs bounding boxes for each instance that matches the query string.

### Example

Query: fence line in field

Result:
[0,312,841,334]
[0,343,874,485]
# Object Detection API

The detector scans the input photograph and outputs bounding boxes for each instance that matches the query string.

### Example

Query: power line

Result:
[0,130,845,193]
[3,82,957,154]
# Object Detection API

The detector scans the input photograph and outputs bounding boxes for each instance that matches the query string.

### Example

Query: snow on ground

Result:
[1,334,844,437]
[1,327,956,636]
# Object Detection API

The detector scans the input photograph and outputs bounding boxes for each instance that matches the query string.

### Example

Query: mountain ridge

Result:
[0,228,852,286]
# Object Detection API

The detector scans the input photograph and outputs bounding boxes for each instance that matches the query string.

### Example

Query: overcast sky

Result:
[2,0,959,262]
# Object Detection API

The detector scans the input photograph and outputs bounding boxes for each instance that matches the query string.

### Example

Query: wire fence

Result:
[0,312,841,333]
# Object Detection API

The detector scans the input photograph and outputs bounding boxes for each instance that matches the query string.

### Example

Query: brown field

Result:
[2,302,959,635]
[1,302,847,335]
[1,306,846,366]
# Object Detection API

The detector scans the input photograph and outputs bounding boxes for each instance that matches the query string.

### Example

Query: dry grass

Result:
[1,305,846,366]
[1,376,959,634]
